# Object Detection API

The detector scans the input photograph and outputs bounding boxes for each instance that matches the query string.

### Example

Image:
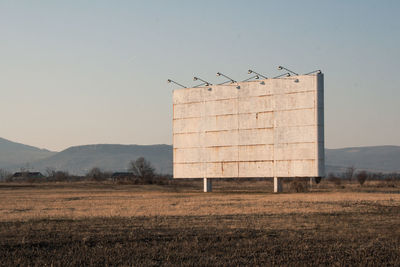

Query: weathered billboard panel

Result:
[173,74,324,179]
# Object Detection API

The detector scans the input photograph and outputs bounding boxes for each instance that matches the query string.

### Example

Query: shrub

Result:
[289,180,309,193]
[356,171,368,186]
[53,171,70,181]
[328,173,343,187]
[86,167,108,181]
[382,178,397,188]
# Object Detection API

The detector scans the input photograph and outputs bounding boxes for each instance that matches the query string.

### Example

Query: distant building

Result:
[11,172,44,180]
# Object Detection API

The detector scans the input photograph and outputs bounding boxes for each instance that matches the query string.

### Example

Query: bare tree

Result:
[128,157,155,179]
[0,169,11,181]
[45,167,56,178]
[46,168,70,181]
[86,167,106,181]
[345,166,356,182]
[20,163,32,173]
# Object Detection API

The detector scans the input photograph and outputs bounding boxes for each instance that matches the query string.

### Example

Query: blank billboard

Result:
[173,74,324,179]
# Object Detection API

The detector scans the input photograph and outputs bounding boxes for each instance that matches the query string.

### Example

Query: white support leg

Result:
[309,177,314,188]
[274,177,282,193]
[203,178,212,192]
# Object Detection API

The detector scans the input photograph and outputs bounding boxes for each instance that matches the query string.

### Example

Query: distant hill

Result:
[0,137,56,169]
[30,144,173,175]
[325,146,400,174]
[1,136,399,175]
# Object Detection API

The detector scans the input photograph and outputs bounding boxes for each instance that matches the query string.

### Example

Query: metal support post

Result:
[274,177,282,193]
[204,178,212,192]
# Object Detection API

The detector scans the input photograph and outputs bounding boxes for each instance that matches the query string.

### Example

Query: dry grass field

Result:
[0,179,399,266]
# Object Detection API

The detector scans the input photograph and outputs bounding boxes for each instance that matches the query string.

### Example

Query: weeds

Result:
[289,180,309,192]
[0,210,399,266]
[0,181,399,265]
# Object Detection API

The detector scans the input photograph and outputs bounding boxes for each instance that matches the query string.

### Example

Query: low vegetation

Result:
[1,211,399,266]
[1,160,399,265]
[0,179,399,265]
[357,170,368,186]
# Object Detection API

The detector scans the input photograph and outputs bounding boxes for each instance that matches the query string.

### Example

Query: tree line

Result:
[327,166,400,186]
[1,162,400,185]
[0,157,172,184]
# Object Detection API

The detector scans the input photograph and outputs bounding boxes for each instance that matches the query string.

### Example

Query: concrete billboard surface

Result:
[173,74,324,180]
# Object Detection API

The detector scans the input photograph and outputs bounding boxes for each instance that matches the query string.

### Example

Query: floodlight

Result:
[273,73,291,78]
[193,76,212,86]
[241,75,259,82]
[167,79,187,88]
[277,66,298,76]
[216,72,236,83]
[247,69,267,79]
[304,70,322,75]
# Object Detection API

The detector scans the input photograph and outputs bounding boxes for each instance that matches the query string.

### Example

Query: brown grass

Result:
[0,179,399,266]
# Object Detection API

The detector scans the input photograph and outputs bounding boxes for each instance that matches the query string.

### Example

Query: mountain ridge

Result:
[1,137,399,175]
[0,137,56,168]
[8,143,173,175]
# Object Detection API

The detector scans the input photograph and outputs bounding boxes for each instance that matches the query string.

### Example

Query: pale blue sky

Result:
[1,1,399,151]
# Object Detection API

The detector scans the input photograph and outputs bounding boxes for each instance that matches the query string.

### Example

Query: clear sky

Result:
[1,1,399,151]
